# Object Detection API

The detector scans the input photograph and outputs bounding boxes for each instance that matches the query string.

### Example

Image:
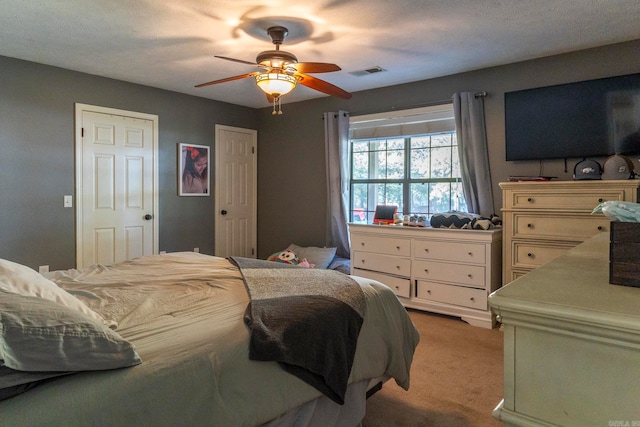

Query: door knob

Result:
[221,210,228,215]
[144,214,153,220]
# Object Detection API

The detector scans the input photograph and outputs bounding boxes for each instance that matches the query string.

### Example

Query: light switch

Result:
[63,195,73,208]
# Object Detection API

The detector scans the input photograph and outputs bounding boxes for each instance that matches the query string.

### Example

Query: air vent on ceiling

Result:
[349,66,387,77]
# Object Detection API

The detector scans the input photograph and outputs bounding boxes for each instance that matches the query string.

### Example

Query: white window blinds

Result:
[349,104,455,139]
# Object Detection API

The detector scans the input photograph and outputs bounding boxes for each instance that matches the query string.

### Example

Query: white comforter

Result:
[0,252,419,427]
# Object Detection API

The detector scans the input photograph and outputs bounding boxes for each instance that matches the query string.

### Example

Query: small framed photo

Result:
[178,143,210,196]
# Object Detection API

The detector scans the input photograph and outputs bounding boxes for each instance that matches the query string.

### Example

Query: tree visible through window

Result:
[350,132,467,223]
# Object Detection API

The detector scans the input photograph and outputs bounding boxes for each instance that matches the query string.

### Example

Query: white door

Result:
[214,125,257,258]
[75,104,158,268]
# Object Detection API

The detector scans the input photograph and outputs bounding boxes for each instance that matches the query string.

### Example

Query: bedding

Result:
[230,257,365,404]
[0,252,419,426]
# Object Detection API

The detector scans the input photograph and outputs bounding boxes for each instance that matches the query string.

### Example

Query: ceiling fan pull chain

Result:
[278,97,283,115]
[272,97,277,115]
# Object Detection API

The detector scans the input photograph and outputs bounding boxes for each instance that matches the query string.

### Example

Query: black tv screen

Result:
[505,73,640,161]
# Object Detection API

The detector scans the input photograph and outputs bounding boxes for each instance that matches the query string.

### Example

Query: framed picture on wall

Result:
[178,143,210,196]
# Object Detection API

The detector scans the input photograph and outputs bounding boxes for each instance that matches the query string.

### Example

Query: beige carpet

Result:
[362,309,504,427]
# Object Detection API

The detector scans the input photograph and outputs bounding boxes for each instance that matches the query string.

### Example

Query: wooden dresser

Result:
[500,180,640,284]
[348,224,502,328]
[489,233,640,426]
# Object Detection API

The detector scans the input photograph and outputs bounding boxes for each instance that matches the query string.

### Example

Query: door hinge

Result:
[252,146,255,154]
[81,127,84,137]
[252,248,255,256]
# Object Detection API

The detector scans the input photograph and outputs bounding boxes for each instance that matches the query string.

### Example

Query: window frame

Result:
[348,105,466,223]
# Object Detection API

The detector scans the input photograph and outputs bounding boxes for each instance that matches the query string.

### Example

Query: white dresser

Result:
[348,224,502,329]
[500,180,640,284]
[489,233,640,427]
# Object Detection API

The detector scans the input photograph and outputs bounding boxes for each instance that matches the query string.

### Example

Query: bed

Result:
[0,251,419,426]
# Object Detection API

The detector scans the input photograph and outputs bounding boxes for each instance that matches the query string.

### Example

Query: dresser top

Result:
[348,223,502,241]
[499,179,640,190]
[489,232,640,329]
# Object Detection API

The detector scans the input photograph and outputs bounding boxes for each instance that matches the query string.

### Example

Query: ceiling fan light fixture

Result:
[255,72,297,98]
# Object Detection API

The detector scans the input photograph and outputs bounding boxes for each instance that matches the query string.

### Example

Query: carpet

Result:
[363,309,504,426]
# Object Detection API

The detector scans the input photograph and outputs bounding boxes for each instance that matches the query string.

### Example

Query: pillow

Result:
[0,258,111,327]
[286,244,337,269]
[0,290,141,372]
[328,257,351,275]
[1,365,72,402]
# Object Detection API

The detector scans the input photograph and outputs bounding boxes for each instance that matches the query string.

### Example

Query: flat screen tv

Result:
[505,73,640,161]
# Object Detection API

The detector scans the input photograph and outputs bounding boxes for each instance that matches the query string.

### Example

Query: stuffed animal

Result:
[297,258,315,268]
[267,249,300,265]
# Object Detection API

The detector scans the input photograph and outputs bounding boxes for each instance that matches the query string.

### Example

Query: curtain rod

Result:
[329,91,488,118]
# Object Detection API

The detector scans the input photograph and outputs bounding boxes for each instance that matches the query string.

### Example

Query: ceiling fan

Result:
[195,26,352,114]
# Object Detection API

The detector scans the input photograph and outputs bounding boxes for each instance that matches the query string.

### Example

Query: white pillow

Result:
[0,291,141,372]
[0,258,111,327]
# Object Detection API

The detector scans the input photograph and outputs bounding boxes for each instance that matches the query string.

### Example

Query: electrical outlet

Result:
[63,195,73,208]
[193,247,199,253]
[160,251,167,254]
[39,265,49,273]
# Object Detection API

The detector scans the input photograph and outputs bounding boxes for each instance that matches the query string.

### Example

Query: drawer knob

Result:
[396,246,400,250]
[424,269,429,273]
[467,252,473,256]
[467,274,472,278]
[360,242,365,246]
[527,197,533,202]
[427,290,431,294]
[396,265,400,270]
[424,248,429,253]
[527,253,533,258]
[527,223,533,228]
[361,260,366,264]
[597,226,603,231]
[395,286,400,290]
[470,297,475,302]
[598,198,604,203]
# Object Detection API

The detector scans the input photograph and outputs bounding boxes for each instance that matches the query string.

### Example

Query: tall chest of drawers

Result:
[500,180,640,284]
[348,224,502,329]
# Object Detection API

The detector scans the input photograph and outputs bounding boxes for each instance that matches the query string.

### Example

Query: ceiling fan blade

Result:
[291,62,341,74]
[195,72,257,88]
[297,74,352,99]
[214,55,259,67]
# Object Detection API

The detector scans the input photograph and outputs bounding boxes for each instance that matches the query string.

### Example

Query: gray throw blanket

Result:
[229,257,366,405]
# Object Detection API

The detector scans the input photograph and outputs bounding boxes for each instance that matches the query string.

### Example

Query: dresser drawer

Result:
[352,268,411,298]
[413,239,486,264]
[512,241,572,269]
[412,259,485,288]
[416,281,487,310]
[352,251,411,277]
[505,190,624,210]
[350,234,411,257]
[512,213,610,241]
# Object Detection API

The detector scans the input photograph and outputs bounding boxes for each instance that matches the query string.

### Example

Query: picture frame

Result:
[373,204,398,224]
[178,143,210,196]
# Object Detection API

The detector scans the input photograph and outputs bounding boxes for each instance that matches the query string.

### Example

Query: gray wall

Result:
[0,55,258,269]
[256,39,640,258]
[3,40,640,267]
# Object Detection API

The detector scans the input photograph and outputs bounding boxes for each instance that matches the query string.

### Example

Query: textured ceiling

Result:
[1,0,639,108]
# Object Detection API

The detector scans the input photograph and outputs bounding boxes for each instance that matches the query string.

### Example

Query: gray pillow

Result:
[286,244,337,269]
[0,258,112,327]
[0,291,141,372]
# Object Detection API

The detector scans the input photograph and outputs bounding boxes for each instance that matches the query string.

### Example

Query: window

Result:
[349,105,467,223]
